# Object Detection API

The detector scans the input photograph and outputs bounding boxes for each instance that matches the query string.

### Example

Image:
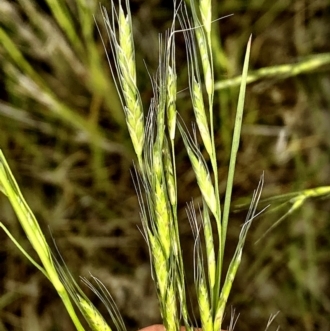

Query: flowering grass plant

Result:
[0,0,295,330]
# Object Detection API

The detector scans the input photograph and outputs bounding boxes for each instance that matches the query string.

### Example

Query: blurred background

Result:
[1,0,330,330]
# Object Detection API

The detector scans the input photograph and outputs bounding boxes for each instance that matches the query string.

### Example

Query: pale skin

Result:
[139,325,197,331]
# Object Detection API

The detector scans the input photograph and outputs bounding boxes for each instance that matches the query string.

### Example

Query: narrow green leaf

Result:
[221,36,252,259]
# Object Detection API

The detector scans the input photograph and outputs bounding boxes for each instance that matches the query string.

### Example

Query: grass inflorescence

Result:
[1,0,330,331]
[101,2,258,331]
[0,0,255,329]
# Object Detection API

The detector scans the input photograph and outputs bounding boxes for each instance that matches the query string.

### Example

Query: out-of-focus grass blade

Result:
[233,191,299,212]
[43,0,84,56]
[214,52,330,91]
[233,186,330,242]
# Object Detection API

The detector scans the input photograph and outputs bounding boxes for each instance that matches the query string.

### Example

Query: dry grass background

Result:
[1,0,330,330]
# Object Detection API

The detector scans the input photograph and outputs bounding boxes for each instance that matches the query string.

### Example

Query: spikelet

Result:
[77,295,112,331]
